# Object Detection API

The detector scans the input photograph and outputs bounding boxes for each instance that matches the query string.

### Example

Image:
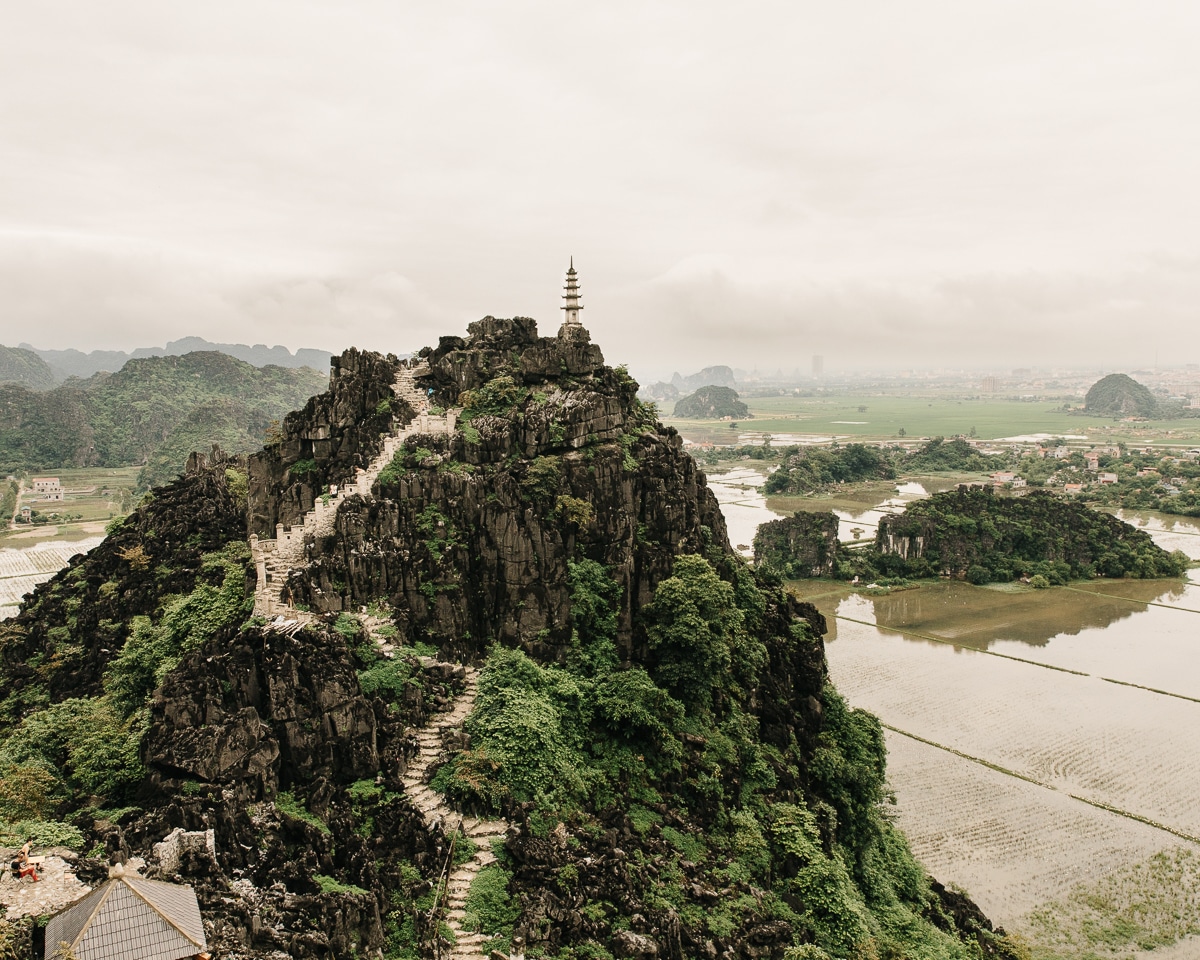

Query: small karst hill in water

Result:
[1084,372,1159,418]
[0,314,1023,960]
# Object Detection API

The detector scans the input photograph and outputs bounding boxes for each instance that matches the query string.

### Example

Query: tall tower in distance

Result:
[561,257,584,328]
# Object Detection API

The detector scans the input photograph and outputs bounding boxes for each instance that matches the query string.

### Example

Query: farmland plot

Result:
[827,615,1200,843]
[0,537,104,617]
[880,730,1183,921]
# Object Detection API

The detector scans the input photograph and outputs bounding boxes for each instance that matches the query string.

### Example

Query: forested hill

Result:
[0,351,326,488]
[1084,373,1158,418]
[0,344,57,390]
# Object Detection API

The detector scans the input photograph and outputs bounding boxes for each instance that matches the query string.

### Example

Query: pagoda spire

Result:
[561,257,583,327]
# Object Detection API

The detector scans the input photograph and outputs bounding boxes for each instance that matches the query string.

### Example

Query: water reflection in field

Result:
[1112,509,1200,561]
[704,467,784,556]
[734,480,1200,942]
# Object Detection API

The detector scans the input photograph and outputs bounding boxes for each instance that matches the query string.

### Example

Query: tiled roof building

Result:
[44,872,207,960]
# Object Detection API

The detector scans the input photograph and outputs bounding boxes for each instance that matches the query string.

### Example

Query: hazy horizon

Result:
[5,2,1200,375]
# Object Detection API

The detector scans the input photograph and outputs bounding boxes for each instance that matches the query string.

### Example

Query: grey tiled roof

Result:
[44,875,207,960]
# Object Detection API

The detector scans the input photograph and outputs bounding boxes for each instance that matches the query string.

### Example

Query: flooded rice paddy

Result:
[708,470,1200,954]
[705,467,785,556]
[0,537,104,619]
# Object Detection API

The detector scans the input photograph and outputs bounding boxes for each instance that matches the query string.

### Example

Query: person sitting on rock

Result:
[14,842,41,882]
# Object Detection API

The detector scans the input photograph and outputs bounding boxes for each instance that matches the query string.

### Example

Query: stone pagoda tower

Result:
[561,257,584,329]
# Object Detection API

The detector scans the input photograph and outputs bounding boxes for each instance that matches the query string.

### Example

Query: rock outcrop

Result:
[753,511,841,579]
[271,317,728,663]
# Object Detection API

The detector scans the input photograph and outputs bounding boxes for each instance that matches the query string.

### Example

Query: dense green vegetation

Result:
[434,555,1008,958]
[673,385,750,419]
[0,344,56,390]
[0,540,250,847]
[0,351,325,487]
[901,437,1005,473]
[1084,373,1158,418]
[862,488,1188,584]
[765,444,895,494]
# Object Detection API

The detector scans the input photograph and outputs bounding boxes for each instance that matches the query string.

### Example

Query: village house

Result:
[1097,472,1119,485]
[1063,483,1085,495]
[991,471,1016,484]
[31,477,63,501]
[1137,468,1160,478]
[1084,453,1101,472]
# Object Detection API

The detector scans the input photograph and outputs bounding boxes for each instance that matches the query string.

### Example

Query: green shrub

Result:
[0,818,86,850]
[104,544,250,716]
[315,874,370,896]
[462,864,520,937]
[358,658,413,701]
[521,456,561,502]
[555,495,594,529]
[0,697,146,800]
[276,791,330,835]
[224,468,248,510]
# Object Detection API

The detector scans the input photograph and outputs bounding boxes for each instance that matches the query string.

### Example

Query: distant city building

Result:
[812,355,824,377]
[982,376,998,393]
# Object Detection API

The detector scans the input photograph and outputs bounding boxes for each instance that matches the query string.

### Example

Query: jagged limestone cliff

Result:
[0,318,1022,960]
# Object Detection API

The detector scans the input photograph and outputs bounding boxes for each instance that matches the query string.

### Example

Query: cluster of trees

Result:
[900,437,1005,473]
[765,444,895,495]
[0,540,251,849]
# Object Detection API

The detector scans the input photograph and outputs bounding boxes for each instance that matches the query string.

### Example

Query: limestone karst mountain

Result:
[0,317,1021,960]
[671,384,750,420]
[1083,372,1159,418]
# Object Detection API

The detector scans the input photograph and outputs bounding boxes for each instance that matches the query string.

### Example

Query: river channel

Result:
[707,466,1200,954]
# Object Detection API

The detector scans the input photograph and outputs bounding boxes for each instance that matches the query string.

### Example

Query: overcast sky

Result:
[3,2,1199,377]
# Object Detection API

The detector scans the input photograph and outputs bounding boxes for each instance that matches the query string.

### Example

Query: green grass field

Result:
[666,394,1200,447]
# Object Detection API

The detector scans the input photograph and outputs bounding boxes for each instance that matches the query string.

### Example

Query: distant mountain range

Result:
[1,337,332,387]
[638,364,739,404]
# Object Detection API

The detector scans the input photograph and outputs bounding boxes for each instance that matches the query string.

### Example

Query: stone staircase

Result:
[251,363,458,620]
[402,660,511,960]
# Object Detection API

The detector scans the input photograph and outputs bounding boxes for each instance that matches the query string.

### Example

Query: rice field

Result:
[827,612,1200,843]
[880,731,1184,922]
[668,393,1200,446]
[707,473,1200,955]
[0,536,104,617]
